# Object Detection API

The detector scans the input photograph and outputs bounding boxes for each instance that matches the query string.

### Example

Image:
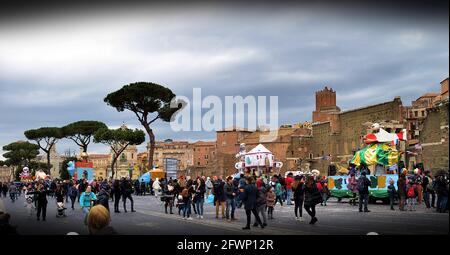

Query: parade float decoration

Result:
[72,152,94,181]
[328,123,406,200]
[19,166,33,182]
[67,161,76,178]
[235,143,283,177]
[35,170,49,180]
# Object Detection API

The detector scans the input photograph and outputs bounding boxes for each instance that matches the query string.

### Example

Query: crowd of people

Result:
[0,166,448,235]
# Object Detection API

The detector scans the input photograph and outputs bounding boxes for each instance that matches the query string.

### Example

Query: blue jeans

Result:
[423,191,430,208]
[183,199,191,217]
[195,198,204,216]
[225,198,236,219]
[82,206,90,225]
[438,196,448,212]
[359,193,369,211]
[286,189,293,205]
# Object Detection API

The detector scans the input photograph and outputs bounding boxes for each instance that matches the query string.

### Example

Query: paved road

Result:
[1,194,448,235]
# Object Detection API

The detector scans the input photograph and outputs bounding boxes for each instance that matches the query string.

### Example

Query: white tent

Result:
[244,144,274,168]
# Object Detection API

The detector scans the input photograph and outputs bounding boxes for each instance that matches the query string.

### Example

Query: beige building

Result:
[90,154,110,180]
[0,165,12,182]
[150,139,194,174]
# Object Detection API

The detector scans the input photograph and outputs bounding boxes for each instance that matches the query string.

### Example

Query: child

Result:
[406,183,417,211]
[266,186,276,219]
[176,194,184,215]
[387,179,396,210]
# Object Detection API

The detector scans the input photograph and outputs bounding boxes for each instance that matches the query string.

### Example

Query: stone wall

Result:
[420,101,449,175]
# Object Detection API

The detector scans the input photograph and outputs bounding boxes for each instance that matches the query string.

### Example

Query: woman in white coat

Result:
[152,178,161,197]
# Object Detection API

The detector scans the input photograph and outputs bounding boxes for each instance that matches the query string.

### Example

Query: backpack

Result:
[357,177,367,192]
[407,186,415,198]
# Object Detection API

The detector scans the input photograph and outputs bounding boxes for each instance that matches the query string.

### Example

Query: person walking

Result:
[140,180,146,196]
[181,181,194,220]
[224,176,236,222]
[320,177,330,206]
[397,170,407,211]
[80,185,97,225]
[68,183,79,210]
[387,179,396,210]
[205,177,213,198]
[28,183,50,221]
[112,180,122,213]
[266,186,276,219]
[292,175,305,221]
[97,182,111,212]
[423,170,432,209]
[8,183,17,202]
[153,178,161,198]
[2,183,8,198]
[285,173,294,205]
[164,180,175,214]
[304,175,321,224]
[406,181,417,211]
[274,177,283,207]
[23,184,36,217]
[194,177,205,219]
[241,177,264,230]
[435,173,449,213]
[254,183,267,227]
[212,176,226,219]
[55,184,67,214]
[121,178,135,213]
[413,168,423,205]
[357,171,371,213]
[347,173,358,206]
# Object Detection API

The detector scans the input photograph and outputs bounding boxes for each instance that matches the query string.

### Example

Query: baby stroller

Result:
[56,202,67,217]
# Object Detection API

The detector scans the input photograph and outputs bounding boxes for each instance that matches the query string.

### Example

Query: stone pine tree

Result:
[24,127,63,175]
[62,121,107,153]
[2,141,40,180]
[104,82,181,169]
[94,126,145,179]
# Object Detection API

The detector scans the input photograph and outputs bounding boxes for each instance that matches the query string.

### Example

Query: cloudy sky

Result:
[0,2,448,158]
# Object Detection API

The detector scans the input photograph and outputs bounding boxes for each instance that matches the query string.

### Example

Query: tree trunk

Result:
[82,145,88,153]
[143,124,155,170]
[111,157,117,180]
[46,151,51,176]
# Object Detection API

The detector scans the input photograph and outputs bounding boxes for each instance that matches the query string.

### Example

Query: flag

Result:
[350,143,400,167]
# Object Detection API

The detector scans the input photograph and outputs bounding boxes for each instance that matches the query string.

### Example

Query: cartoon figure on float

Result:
[235,143,283,177]
[20,166,32,182]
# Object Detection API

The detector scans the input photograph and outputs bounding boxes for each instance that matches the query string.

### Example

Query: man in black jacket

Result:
[121,178,135,212]
[212,176,226,219]
[241,177,264,230]
[224,176,236,221]
[357,171,372,213]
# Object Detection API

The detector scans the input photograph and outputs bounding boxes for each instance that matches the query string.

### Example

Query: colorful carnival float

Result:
[66,152,94,181]
[327,123,407,200]
[235,143,283,177]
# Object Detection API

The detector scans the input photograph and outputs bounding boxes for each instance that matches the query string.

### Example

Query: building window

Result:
[421,110,425,117]
[205,155,208,159]
[414,111,418,117]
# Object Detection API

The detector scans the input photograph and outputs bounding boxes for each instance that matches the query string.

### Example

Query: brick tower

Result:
[312,86,341,123]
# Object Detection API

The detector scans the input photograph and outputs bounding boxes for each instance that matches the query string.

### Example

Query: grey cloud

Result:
[0,5,448,158]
